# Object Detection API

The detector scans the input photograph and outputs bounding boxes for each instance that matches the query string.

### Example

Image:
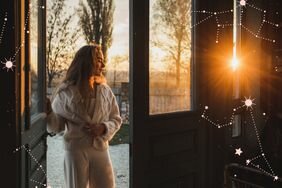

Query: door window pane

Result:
[149,0,192,114]
[30,0,39,116]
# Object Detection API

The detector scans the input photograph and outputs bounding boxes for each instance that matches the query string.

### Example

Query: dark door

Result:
[19,0,48,187]
[218,0,282,186]
[130,0,207,187]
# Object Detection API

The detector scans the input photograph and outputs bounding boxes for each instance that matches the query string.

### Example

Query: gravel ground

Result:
[47,136,129,188]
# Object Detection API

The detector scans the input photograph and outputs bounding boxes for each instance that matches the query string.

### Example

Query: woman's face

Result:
[93,50,105,76]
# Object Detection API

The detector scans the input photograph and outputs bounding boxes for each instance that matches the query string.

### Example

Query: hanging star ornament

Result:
[235,148,243,156]
[240,0,246,6]
[1,58,15,72]
[201,95,281,181]
[243,97,255,109]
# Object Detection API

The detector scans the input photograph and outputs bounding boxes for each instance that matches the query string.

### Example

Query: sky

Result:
[54,0,129,70]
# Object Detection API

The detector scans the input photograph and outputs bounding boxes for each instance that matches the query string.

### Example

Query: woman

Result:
[46,44,122,188]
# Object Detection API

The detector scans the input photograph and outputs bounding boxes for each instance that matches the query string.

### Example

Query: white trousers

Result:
[63,137,115,188]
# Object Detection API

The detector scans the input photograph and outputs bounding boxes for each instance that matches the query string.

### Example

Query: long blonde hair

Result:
[61,44,106,98]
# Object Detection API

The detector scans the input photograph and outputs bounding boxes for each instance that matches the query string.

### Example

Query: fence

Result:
[149,88,191,114]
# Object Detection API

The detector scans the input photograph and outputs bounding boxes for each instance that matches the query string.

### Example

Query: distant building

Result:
[110,82,129,124]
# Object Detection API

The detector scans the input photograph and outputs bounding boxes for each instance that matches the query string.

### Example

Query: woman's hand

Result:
[83,123,106,137]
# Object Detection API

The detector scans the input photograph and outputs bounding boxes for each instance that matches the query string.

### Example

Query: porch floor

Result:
[47,136,129,188]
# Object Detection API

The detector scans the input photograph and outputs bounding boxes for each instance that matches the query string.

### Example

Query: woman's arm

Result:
[46,111,66,134]
[45,95,66,134]
[101,92,122,141]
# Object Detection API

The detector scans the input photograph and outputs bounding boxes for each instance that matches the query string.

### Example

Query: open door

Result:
[18,0,48,187]
[131,0,207,187]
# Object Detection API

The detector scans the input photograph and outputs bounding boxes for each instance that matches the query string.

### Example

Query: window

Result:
[30,0,39,116]
[149,0,192,114]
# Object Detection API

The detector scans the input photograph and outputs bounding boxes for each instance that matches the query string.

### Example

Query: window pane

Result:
[149,0,192,114]
[30,0,39,115]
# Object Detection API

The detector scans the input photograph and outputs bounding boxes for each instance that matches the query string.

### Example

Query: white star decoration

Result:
[235,148,243,156]
[243,97,255,109]
[240,0,246,6]
[202,96,281,181]
[1,59,15,72]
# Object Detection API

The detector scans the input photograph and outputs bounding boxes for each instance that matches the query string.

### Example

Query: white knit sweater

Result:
[46,83,122,151]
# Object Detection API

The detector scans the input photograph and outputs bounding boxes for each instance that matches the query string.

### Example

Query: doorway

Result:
[45,0,130,187]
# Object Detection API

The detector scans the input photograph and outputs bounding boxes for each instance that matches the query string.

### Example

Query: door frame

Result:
[17,0,48,187]
[130,0,207,187]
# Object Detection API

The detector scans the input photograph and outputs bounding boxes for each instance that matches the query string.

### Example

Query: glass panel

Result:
[30,0,39,115]
[149,0,192,114]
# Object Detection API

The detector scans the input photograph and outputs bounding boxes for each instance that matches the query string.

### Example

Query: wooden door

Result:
[0,0,47,187]
[19,0,48,187]
[130,0,207,187]
[0,0,19,187]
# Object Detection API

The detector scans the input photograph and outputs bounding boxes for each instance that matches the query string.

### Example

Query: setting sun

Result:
[231,56,239,71]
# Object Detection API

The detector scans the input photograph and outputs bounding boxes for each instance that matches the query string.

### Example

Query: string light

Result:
[201,103,245,129]
[1,4,45,72]
[201,97,280,181]
[0,12,8,46]
[190,1,278,43]
[14,145,52,187]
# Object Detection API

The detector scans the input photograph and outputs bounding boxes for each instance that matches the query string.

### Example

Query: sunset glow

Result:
[231,56,239,71]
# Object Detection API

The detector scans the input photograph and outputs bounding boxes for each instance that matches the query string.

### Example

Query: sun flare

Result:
[231,57,239,71]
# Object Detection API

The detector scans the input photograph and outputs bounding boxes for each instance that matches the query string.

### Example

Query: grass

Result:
[109,123,130,145]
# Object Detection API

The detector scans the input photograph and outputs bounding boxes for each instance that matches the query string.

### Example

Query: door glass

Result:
[149,0,192,115]
[30,0,39,116]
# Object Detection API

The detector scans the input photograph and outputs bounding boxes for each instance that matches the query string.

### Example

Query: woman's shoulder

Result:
[99,83,115,96]
[53,82,81,101]
[99,83,111,90]
[55,82,72,95]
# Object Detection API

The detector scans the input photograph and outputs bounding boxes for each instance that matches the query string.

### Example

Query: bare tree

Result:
[77,0,115,64]
[47,0,80,87]
[152,0,191,86]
